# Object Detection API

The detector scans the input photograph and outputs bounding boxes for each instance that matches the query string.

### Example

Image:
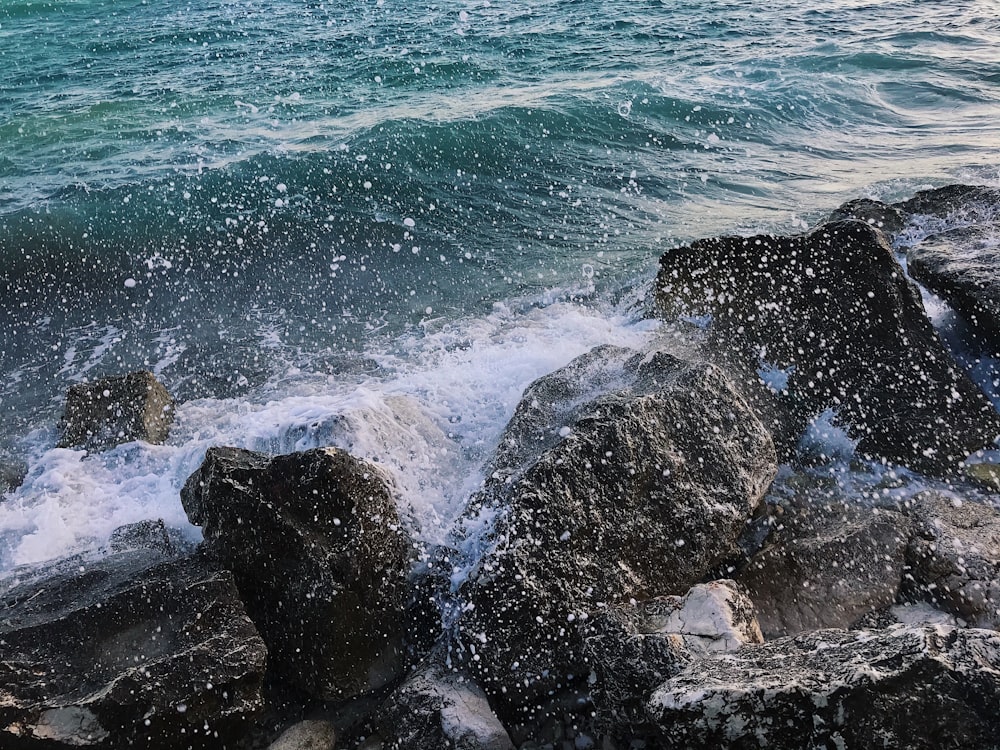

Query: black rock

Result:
[0,549,266,749]
[454,346,776,716]
[646,625,1000,749]
[57,371,174,451]
[903,492,1000,629]
[656,219,1000,474]
[181,446,412,700]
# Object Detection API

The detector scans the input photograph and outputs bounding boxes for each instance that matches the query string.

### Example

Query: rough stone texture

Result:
[737,491,911,637]
[455,346,776,716]
[181,446,411,700]
[828,197,906,234]
[647,625,1000,749]
[581,581,760,744]
[267,719,337,750]
[0,549,266,749]
[57,370,174,451]
[908,223,1000,347]
[656,219,1000,474]
[904,492,1000,629]
[359,663,514,750]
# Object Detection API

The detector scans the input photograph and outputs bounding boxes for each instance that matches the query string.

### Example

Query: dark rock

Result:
[454,346,776,715]
[108,519,177,555]
[0,457,27,495]
[656,220,1000,474]
[737,488,910,636]
[582,581,759,744]
[359,663,514,750]
[828,197,906,234]
[896,184,1000,223]
[57,371,174,451]
[267,719,336,750]
[647,625,1000,749]
[908,223,1000,347]
[0,549,266,749]
[181,446,412,700]
[904,492,1000,628]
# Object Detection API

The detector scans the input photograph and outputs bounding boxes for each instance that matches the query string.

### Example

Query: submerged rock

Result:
[455,346,776,715]
[266,719,337,750]
[656,219,1000,474]
[181,446,412,701]
[359,663,514,750]
[57,370,174,451]
[737,490,910,636]
[904,492,1000,629]
[0,549,266,749]
[647,625,1000,749]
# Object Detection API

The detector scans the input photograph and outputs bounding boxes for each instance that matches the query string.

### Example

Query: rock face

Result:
[908,224,1000,346]
[454,346,776,715]
[0,549,266,749]
[181,446,411,700]
[737,491,910,636]
[582,581,760,744]
[359,663,514,750]
[57,371,174,450]
[904,492,1000,629]
[267,719,337,750]
[656,219,1000,474]
[648,625,1000,749]
[830,184,1000,236]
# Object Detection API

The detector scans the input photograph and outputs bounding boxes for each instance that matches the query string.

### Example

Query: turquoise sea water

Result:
[2,0,1000,567]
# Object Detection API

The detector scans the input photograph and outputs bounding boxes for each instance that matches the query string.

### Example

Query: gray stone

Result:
[267,719,337,750]
[58,371,174,451]
[181,446,412,700]
[0,549,266,749]
[656,220,1000,474]
[647,625,1000,749]
[454,347,776,717]
[904,492,1000,629]
[737,489,910,637]
[360,663,514,750]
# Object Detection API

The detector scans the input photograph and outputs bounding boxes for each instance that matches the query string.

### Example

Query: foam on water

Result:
[0,288,659,572]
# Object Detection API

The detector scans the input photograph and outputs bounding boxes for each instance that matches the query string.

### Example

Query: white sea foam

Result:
[0,293,659,572]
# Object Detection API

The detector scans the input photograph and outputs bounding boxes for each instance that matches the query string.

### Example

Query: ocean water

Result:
[2,0,1000,571]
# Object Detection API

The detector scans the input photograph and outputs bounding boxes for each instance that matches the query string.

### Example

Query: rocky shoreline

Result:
[3,185,1000,749]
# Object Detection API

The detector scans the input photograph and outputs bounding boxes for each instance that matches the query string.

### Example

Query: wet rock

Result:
[828,197,906,234]
[656,219,1000,474]
[904,492,1000,629]
[0,549,266,749]
[359,663,514,750]
[908,223,1000,346]
[737,490,910,636]
[582,581,759,744]
[267,719,337,750]
[455,346,776,715]
[647,625,1000,749]
[57,371,174,451]
[107,518,180,555]
[181,446,412,700]
[0,457,27,495]
[897,184,1000,224]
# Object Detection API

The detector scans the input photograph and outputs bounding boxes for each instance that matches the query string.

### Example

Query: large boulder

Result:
[57,370,175,451]
[454,346,776,716]
[358,663,514,750]
[181,446,412,700]
[656,219,1000,474]
[904,492,1000,629]
[647,625,1000,749]
[0,548,266,749]
[737,486,911,636]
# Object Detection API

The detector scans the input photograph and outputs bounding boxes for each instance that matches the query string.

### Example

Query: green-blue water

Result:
[2,0,1000,566]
